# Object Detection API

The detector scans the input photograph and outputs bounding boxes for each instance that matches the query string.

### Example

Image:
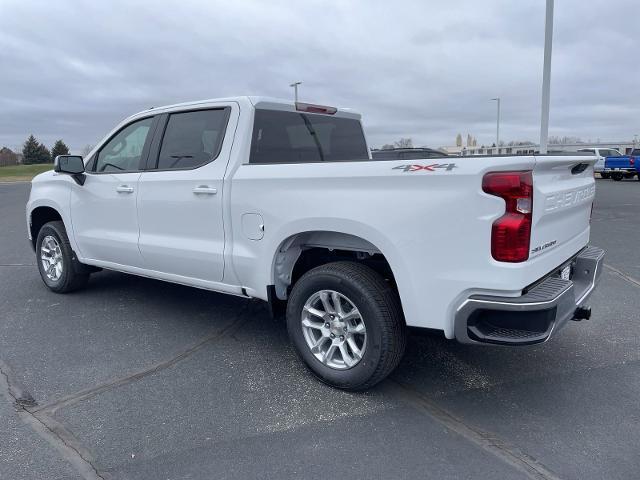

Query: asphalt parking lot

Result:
[1,178,639,480]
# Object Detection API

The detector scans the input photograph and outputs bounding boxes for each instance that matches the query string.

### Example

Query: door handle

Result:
[193,185,218,195]
[116,185,134,193]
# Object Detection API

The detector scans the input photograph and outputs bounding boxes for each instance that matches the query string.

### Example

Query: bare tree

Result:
[548,136,584,145]
[455,134,462,147]
[394,138,413,149]
[381,144,395,150]
[466,134,472,147]
[81,144,93,156]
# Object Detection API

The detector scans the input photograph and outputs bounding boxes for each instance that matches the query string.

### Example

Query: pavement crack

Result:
[0,359,106,480]
[33,303,252,416]
[605,263,640,289]
[385,379,563,480]
[0,301,255,479]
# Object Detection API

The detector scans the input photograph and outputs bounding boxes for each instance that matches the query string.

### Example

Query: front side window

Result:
[156,109,229,170]
[95,117,154,173]
[249,110,369,164]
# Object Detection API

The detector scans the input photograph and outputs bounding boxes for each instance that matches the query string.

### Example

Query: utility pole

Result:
[539,0,554,154]
[289,81,302,103]
[490,98,501,147]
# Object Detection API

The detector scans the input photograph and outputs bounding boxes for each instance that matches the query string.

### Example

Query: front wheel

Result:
[600,172,610,179]
[36,221,90,293]
[611,172,624,181]
[286,261,406,390]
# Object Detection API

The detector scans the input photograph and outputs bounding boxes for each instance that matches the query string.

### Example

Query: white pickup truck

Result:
[26,96,605,390]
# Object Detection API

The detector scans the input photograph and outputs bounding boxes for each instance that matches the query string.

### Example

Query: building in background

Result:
[442,141,636,156]
[0,147,20,166]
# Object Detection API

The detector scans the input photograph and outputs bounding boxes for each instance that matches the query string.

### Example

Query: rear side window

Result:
[600,149,620,157]
[249,109,369,164]
[156,108,229,170]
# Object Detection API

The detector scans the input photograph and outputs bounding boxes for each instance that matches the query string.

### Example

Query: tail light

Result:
[482,171,533,262]
[630,157,635,166]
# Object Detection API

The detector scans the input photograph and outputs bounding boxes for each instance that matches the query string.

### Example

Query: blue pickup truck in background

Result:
[604,148,640,181]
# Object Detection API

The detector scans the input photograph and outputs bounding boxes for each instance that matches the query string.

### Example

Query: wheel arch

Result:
[269,228,405,303]
[29,205,65,250]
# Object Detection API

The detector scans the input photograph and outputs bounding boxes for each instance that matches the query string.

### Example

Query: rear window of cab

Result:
[249,109,369,164]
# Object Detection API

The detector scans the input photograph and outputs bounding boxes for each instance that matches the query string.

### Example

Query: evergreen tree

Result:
[51,139,70,159]
[36,143,51,164]
[22,135,40,165]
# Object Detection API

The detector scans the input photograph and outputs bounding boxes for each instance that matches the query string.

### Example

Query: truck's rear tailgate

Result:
[605,156,633,170]
[530,155,595,263]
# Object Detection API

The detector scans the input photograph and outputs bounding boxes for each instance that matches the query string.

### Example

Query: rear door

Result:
[602,149,629,170]
[136,105,237,282]
[529,155,596,260]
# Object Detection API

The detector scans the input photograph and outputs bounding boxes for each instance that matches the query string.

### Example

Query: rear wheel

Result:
[611,172,624,181]
[286,261,406,390]
[36,221,90,293]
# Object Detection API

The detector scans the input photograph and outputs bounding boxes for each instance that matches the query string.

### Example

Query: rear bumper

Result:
[604,167,635,173]
[454,246,605,346]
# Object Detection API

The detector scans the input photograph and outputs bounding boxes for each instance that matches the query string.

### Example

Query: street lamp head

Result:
[290,81,302,87]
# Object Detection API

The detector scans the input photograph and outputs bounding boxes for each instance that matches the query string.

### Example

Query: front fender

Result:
[27,173,76,250]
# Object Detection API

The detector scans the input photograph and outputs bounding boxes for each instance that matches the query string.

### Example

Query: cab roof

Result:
[133,96,361,120]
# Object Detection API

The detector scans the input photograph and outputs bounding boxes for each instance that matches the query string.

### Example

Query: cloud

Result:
[0,0,638,151]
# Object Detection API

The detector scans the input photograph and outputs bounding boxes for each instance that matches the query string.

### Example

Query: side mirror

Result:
[54,155,86,185]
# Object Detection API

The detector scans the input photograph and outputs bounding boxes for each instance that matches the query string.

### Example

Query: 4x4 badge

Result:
[393,163,457,172]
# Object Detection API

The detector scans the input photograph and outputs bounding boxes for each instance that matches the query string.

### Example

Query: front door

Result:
[137,106,235,283]
[70,116,156,267]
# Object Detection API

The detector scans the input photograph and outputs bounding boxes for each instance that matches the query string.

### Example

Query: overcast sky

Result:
[1,0,638,152]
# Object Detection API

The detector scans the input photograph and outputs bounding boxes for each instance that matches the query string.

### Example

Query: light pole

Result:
[289,81,302,103]
[539,0,554,154]
[490,97,501,147]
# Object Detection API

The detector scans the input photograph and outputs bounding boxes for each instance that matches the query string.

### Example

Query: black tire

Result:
[637,174,640,181]
[600,172,610,179]
[35,221,90,293]
[611,172,623,181]
[286,261,406,391]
